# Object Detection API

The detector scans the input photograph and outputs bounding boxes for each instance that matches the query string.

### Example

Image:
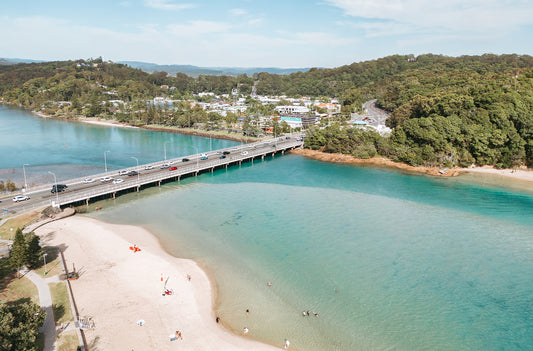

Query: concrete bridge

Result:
[2,136,303,215]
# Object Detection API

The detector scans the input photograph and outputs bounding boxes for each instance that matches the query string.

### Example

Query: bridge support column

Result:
[251,158,254,164]
[86,199,89,207]
[211,167,214,173]
[113,192,116,199]
[225,164,228,170]
[178,175,181,184]
[282,150,285,155]
[136,185,139,192]
[262,155,264,161]
[158,180,161,187]
[239,160,242,166]
[195,171,198,177]
[272,153,275,158]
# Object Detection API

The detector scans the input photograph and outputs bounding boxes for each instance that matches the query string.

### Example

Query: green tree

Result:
[0,299,46,351]
[10,228,27,276]
[25,233,42,269]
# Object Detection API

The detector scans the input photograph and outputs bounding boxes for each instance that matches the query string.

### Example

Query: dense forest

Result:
[1,54,532,168]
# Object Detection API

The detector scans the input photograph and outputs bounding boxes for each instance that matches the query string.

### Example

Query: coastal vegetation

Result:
[1,54,532,168]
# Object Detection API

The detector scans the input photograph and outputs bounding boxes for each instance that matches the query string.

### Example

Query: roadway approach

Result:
[1,136,303,217]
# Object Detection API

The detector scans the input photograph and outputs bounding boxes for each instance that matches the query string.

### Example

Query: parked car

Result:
[182,158,190,162]
[113,179,124,184]
[84,178,95,183]
[51,184,68,193]
[100,176,113,182]
[169,166,178,171]
[13,195,30,202]
[127,171,139,176]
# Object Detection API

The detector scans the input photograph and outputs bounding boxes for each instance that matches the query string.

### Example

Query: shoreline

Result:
[35,215,281,350]
[291,148,533,184]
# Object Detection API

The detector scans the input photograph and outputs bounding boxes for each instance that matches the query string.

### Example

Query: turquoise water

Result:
[2,106,533,350]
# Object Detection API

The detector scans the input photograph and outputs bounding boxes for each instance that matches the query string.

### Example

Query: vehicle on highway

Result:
[169,166,178,171]
[100,176,113,182]
[160,163,170,169]
[201,153,208,160]
[223,151,230,155]
[144,165,154,170]
[113,179,124,184]
[219,155,226,159]
[51,184,68,193]
[118,170,128,176]
[13,195,30,202]
[84,178,95,183]
[127,171,139,176]
[182,158,189,162]
[168,160,175,165]
[241,151,249,156]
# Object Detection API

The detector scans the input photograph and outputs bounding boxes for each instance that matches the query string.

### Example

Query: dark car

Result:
[127,171,139,176]
[169,166,178,171]
[222,151,230,155]
[219,155,226,159]
[182,158,190,162]
[51,184,68,193]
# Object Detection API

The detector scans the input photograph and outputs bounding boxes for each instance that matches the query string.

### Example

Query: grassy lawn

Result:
[56,330,79,351]
[49,282,73,324]
[0,274,39,304]
[0,210,41,240]
[34,247,63,277]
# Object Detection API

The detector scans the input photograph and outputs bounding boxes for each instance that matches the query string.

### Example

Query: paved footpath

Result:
[25,270,56,351]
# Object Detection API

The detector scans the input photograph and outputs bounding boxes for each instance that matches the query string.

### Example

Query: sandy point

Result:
[35,215,280,351]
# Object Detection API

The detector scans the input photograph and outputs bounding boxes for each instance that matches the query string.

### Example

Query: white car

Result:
[118,170,128,176]
[241,151,249,156]
[168,160,175,165]
[113,179,124,184]
[144,165,154,170]
[100,176,113,182]
[84,178,95,183]
[13,195,30,202]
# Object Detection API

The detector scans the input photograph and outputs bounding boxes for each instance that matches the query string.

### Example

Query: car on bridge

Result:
[51,184,68,193]
[127,171,139,176]
[241,151,249,156]
[13,195,30,202]
[144,165,154,170]
[201,153,208,160]
[182,158,189,162]
[113,179,124,184]
[169,166,178,171]
[100,176,113,182]
[118,170,128,176]
[223,151,230,155]
[84,178,96,183]
[160,163,170,169]
[219,155,226,159]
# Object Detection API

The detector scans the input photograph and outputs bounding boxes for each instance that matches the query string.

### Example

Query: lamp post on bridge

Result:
[192,145,199,172]
[164,141,171,161]
[104,150,110,174]
[130,156,140,185]
[22,163,29,192]
[48,171,59,206]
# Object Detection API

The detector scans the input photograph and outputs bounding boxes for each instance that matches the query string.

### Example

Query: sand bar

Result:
[36,216,281,350]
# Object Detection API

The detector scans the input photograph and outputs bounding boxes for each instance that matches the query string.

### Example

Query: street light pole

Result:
[104,150,110,174]
[43,253,48,275]
[48,171,59,206]
[164,141,171,161]
[130,156,139,184]
[192,145,199,173]
[22,164,29,191]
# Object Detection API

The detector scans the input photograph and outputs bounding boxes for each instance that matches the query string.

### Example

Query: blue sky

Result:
[1,0,532,68]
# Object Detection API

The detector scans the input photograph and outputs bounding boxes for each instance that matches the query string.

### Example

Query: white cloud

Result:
[229,8,247,16]
[325,0,533,33]
[144,0,194,11]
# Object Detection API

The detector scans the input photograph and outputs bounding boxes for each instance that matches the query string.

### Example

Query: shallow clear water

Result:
[2,106,533,350]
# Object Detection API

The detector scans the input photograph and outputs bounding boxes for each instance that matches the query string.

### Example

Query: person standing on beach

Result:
[246,309,249,316]
[284,339,290,349]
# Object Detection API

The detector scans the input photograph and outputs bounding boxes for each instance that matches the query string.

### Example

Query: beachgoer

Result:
[284,339,290,349]
[302,311,306,317]
[177,331,182,340]
[216,316,220,323]
[267,281,272,286]
[186,274,191,282]
[314,312,319,317]
[307,310,310,316]
[243,327,249,335]
[246,309,249,316]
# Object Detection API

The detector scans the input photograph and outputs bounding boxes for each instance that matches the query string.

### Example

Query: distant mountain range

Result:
[0,57,311,76]
[117,61,311,77]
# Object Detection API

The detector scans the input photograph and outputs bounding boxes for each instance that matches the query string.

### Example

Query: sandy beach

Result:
[36,216,281,351]
[292,148,533,184]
